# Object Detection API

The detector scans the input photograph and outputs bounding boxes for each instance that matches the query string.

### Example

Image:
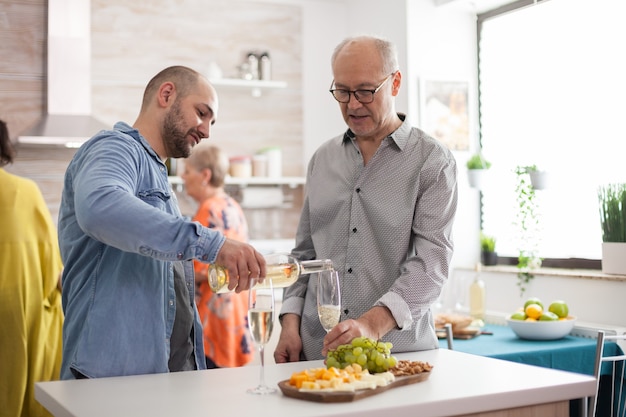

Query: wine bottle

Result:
[208,253,333,293]
[469,263,486,320]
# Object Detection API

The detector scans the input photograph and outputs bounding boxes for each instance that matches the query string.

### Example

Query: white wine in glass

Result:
[317,270,341,332]
[247,278,276,395]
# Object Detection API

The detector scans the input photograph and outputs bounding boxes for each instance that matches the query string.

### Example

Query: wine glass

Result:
[247,277,276,395]
[317,270,341,332]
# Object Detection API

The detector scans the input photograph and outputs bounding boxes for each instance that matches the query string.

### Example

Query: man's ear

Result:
[157,82,176,107]
[391,71,402,97]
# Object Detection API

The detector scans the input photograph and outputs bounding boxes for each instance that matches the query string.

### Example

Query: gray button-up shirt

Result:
[280,114,458,360]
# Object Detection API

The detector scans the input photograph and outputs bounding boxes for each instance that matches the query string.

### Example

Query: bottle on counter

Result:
[259,52,271,81]
[469,262,486,322]
[246,52,259,80]
[208,253,334,294]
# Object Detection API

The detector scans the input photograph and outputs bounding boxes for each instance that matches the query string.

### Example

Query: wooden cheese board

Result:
[436,326,482,340]
[277,371,431,403]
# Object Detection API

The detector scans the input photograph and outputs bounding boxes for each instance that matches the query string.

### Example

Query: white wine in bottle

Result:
[208,253,333,294]
[469,263,486,320]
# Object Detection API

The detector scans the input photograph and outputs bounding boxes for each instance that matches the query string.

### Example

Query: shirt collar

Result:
[114,121,162,161]
[342,113,410,150]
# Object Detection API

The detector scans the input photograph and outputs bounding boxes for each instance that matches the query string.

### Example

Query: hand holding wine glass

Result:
[317,270,341,332]
[247,277,276,395]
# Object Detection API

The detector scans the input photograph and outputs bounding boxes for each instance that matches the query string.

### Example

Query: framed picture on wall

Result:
[420,79,470,151]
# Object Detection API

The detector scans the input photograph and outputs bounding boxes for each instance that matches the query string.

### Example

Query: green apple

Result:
[524,297,543,310]
[548,300,569,318]
[510,311,527,320]
[539,311,559,321]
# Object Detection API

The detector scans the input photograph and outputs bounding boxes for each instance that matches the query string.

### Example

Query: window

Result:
[478,0,626,263]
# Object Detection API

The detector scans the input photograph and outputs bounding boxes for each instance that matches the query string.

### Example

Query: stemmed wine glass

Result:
[317,270,341,332]
[247,277,276,395]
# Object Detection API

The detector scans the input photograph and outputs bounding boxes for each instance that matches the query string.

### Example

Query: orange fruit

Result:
[524,303,543,319]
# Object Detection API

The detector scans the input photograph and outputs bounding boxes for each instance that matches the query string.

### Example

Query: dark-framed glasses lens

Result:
[331,90,350,103]
[354,91,374,103]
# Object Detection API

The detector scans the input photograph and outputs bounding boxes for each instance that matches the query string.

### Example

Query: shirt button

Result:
[347,268,352,273]
[356,188,361,193]
[177,252,184,260]
[352,227,357,233]
[201,254,208,261]
[343,309,349,315]
[169,300,174,306]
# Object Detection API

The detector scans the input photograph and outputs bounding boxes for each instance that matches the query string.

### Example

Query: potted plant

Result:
[514,165,543,295]
[480,232,498,266]
[466,153,491,189]
[525,165,549,190]
[598,183,626,274]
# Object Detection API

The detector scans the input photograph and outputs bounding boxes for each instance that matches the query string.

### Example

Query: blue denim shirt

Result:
[58,122,225,379]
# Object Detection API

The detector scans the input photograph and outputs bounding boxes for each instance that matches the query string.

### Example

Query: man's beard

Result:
[162,100,196,159]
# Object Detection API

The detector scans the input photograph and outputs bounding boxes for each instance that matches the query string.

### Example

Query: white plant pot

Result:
[467,169,487,190]
[529,171,549,190]
[601,242,626,275]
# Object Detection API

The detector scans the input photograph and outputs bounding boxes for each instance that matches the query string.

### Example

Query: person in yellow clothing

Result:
[0,119,64,417]
[181,143,254,368]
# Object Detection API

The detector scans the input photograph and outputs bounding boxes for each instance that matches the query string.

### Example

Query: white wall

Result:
[299,0,349,169]
[405,1,481,270]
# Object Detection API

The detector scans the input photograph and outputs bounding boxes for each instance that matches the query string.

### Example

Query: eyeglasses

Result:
[329,72,395,104]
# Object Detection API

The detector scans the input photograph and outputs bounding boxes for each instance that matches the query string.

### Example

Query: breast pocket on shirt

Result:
[138,188,171,211]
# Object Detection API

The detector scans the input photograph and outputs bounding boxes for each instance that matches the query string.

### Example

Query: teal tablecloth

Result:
[438,323,621,376]
[439,324,624,416]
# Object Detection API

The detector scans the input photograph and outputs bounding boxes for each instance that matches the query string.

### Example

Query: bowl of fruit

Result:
[506,297,576,340]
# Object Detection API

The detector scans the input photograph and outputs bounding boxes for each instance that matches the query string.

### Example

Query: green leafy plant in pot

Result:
[598,183,626,274]
[466,153,491,189]
[514,165,543,295]
[480,231,498,266]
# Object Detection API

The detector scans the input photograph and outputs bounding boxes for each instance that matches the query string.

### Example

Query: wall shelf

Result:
[93,78,287,98]
[168,175,305,189]
[209,78,287,97]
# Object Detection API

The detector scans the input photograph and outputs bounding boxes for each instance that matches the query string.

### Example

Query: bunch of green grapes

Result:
[326,336,398,373]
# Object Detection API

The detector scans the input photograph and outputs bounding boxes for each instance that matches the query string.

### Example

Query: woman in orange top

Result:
[181,144,253,368]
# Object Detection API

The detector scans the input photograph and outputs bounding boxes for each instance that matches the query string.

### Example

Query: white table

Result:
[36,349,595,417]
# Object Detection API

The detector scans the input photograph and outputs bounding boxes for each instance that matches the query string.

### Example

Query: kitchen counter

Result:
[35,349,595,417]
